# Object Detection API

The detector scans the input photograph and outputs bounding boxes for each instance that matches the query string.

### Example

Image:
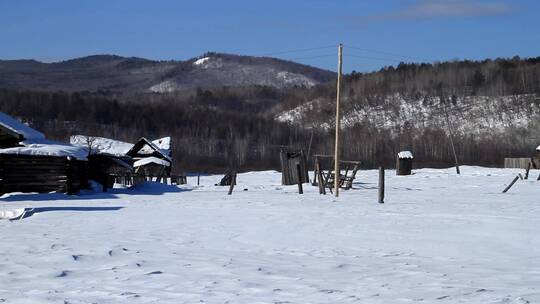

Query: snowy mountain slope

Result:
[0,53,335,92]
[276,94,540,136]
[1,167,539,303]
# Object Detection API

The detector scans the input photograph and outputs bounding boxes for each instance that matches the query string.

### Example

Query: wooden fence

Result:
[504,158,535,169]
[110,173,187,187]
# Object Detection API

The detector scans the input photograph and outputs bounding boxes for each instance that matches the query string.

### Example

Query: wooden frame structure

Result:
[312,154,361,193]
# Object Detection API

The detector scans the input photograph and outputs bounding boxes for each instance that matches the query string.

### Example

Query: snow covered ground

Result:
[0,167,539,303]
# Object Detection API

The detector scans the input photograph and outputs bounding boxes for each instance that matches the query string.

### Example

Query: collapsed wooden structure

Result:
[312,154,361,193]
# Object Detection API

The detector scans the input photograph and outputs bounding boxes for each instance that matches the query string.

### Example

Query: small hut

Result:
[0,112,88,194]
[280,149,308,185]
[396,151,413,176]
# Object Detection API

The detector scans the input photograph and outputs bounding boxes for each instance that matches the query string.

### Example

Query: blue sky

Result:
[1,0,538,72]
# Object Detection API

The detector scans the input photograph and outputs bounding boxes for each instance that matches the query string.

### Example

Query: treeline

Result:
[0,89,313,172]
[346,56,540,97]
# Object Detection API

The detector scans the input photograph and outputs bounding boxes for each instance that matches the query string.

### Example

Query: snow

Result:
[0,208,25,220]
[152,137,171,154]
[0,140,88,160]
[0,111,45,141]
[193,57,210,66]
[1,167,539,303]
[70,135,133,156]
[398,150,414,159]
[133,156,171,167]
[536,144,540,151]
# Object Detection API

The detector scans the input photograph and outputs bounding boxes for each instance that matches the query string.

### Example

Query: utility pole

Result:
[334,43,343,197]
[441,95,460,174]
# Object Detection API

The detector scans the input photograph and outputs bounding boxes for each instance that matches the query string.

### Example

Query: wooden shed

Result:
[280,149,308,185]
[396,151,413,176]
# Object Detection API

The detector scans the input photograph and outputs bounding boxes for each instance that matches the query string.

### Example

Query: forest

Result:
[0,56,539,172]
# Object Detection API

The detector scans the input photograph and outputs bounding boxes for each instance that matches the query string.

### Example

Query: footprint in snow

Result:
[56,270,71,278]
[71,255,82,261]
[145,271,163,275]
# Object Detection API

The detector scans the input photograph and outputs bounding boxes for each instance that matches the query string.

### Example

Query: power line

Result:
[259,45,336,57]
[345,45,435,63]
[288,53,336,61]
[344,53,403,63]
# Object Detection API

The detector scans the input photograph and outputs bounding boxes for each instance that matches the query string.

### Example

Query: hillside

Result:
[0,56,539,170]
[0,53,335,92]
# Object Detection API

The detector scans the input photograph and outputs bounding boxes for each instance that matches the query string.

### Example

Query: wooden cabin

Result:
[0,112,89,194]
[396,151,413,175]
[127,137,172,178]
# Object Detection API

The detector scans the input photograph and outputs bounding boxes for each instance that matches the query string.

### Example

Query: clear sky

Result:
[1,0,539,72]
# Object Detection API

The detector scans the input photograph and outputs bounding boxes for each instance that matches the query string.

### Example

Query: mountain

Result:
[0,53,335,92]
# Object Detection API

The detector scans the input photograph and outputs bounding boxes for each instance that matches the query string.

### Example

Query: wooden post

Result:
[441,95,460,174]
[296,163,304,194]
[228,172,236,195]
[502,175,520,193]
[334,43,343,197]
[197,172,200,185]
[316,161,326,195]
[525,161,531,180]
[378,166,385,204]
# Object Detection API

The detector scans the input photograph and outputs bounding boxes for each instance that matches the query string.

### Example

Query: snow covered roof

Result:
[0,112,45,141]
[0,140,88,160]
[71,135,171,158]
[127,137,172,162]
[398,151,414,159]
[133,157,171,168]
[537,145,540,151]
[150,137,171,155]
[70,135,133,156]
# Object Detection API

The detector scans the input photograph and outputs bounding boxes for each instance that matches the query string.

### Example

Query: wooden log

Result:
[502,175,520,193]
[296,164,303,195]
[378,166,385,204]
[228,172,236,195]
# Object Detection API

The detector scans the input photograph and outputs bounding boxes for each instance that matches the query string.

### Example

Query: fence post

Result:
[228,172,236,195]
[502,175,520,193]
[525,161,531,180]
[296,163,304,194]
[378,166,385,204]
[197,172,200,186]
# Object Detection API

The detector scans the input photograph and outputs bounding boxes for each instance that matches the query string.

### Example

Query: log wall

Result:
[0,154,88,195]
